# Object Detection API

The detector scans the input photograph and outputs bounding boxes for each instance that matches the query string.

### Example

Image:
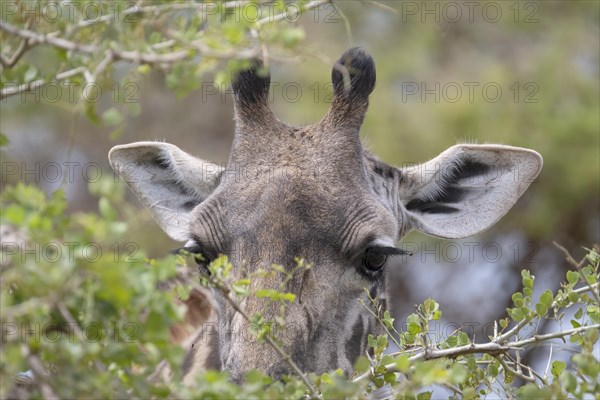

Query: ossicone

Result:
[332,47,376,102]
[232,59,271,107]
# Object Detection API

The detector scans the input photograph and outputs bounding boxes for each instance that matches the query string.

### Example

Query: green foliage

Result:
[1,183,187,398]
[1,0,322,109]
[1,182,599,398]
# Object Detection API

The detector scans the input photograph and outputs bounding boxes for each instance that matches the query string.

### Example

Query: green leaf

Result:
[512,292,524,307]
[566,270,579,285]
[4,204,26,225]
[24,65,38,83]
[559,370,577,393]
[382,310,394,328]
[406,313,422,334]
[381,355,394,366]
[588,305,600,323]
[509,307,525,321]
[0,132,9,147]
[518,384,552,399]
[320,372,332,384]
[462,387,476,400]
[551,360,566,377]
[572,353,600,377]
[99,197,117,220]
[280,27,306,47]
[511,292,523,307]
[487,362,499,377]
[384,371,396,385]
[85,102,100,125]
[535,303,547,316]
[102,108,123,126]
[354,356,370,373]
[521,270,534,288]
[416,391,432,400]
[395,354,410,372]
[376,335,388,349]
[136,64,151,75]
[232,278,251,296]
[466,356,477,370]
[539,290,553,307]
[448,364,467,383]
[457,332,470,346]
[446,335,458,347]
[255,289,296,302]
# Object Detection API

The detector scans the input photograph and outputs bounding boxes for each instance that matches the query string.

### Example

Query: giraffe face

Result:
[109,48,543,381]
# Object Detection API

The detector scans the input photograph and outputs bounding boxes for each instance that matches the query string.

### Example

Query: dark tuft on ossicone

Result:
[232,60,271,105]
[332,47,376,101]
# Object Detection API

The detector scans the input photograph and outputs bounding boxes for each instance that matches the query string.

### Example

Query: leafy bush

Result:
[1,179,598,398]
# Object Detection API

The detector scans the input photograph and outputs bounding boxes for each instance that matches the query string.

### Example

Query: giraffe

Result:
[109,47,543,383]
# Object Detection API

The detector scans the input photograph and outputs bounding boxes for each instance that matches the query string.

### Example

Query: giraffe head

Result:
[109,48,542,382]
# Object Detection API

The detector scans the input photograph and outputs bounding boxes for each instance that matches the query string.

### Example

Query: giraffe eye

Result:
[362,248,388,271]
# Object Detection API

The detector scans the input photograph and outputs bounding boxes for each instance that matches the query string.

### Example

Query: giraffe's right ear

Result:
[109,142,223,242]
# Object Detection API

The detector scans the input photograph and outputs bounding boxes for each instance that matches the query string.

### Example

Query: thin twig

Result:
[0,14,34,68]
[92,50,114,79]
[495,356,536,383]
[255,0,333,28]
[442,382,463,396]
[1,66,87,99]
[335,4,353,46]
[543,343,553,380]
[64,1,247,35]
[1,32,31,68]
[507,323,599,348]
[362,1,399,14]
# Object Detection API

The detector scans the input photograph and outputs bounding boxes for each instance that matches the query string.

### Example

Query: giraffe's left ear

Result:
[109,142,223,242]
[398,144,543,239]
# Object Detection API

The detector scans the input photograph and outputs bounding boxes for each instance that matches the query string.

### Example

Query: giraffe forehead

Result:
[219,183,396,261]
[229,121,366,172]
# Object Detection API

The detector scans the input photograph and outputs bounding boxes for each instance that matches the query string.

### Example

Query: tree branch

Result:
[0,20,255,69]
[1,0,335,69]
[0,14,34,68]
[353,323,599,383]
[495,356,536,383]
[64,0,248,35]
[255,0,333,27]
[1,66,87,100]
[507,323,599,348]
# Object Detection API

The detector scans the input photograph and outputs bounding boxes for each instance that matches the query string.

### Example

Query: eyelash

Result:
[361,246,409,276]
